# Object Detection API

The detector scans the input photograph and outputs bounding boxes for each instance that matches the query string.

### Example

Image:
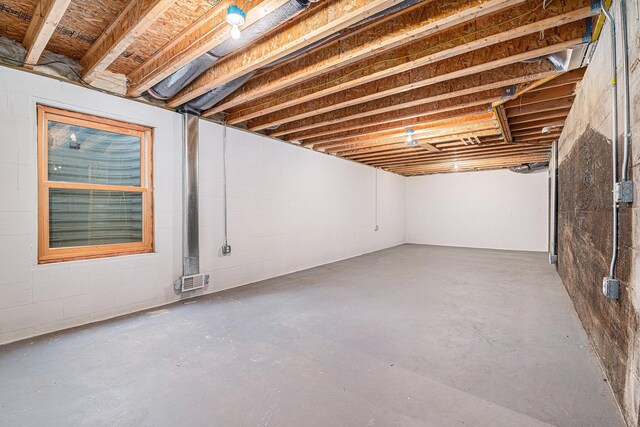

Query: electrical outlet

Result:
[222,244,232,255]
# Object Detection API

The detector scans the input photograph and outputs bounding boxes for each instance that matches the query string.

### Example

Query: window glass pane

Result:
[47,122,141,186]
[49,189,143,248]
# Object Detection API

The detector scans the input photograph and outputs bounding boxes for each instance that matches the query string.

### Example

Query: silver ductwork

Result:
[509,162,549,174]
[182,113,200,276]
[149,0,311,101]
[181,71,256,113]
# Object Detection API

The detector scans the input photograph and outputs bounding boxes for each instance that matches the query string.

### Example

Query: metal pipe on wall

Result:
[620,0,633,182]
[601,0,623,299]
[183,113,200,276]
[549,140,558,264]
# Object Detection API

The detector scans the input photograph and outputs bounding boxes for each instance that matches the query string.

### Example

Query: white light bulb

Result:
[231,25,241,40]
[453,163,459,170]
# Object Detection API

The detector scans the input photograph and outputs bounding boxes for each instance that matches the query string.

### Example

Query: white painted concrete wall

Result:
[405,169,548,251]
[0,66,406,345]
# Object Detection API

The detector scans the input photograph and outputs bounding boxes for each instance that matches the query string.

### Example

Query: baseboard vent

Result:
[180,274,206,292]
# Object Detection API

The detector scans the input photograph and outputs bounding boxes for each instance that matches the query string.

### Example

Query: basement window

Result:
[37,106,153,263]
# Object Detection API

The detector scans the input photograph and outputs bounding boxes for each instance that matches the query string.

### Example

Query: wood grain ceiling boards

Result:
[0,0,595,175]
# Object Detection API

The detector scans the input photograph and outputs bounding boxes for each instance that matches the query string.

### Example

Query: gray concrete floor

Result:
[0,245,623,426]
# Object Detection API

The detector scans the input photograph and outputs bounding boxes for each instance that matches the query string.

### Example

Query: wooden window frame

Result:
[37,105,154,264]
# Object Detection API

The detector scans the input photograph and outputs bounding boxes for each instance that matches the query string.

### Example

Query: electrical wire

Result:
[230,0,555,116]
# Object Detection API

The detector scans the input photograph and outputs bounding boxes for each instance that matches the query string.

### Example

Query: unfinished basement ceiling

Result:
[0,0,598,175]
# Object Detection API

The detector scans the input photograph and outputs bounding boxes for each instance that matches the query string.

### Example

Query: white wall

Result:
[405,169,548,251]
[0,66,405,345]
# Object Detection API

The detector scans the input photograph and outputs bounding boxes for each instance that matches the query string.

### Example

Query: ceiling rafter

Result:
[226,0,595,127]
[22,0,73,65]
[81,0,177,83]
[167,0,406,107]
[246,20,589,131]
[202,0,526,117]
[268,61,558,138]
[126,0,287,96]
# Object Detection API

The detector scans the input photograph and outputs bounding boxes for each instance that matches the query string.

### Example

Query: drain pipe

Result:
[602,1,620,298]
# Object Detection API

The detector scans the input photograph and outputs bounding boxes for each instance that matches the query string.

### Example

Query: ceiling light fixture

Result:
[226,5,246,40]
[453,162,459,170]
[405,128,415,143]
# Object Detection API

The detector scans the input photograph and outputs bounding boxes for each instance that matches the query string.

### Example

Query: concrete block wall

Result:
[0,66,406,345]
[405,169,549,252]
[556,2,640,424]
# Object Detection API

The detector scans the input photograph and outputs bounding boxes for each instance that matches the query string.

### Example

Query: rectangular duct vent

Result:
[181,274,205,292]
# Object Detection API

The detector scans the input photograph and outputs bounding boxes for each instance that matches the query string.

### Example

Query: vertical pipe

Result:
[602,2,619,279]
[183,113,200,276]
[222,124,229,249]
[620,0,632,181]
[549,140,558,264]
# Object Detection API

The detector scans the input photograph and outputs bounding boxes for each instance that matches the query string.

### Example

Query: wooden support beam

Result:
[504,83,576,108]
[372,146,550,167]
[527,67,586,91]
[307,118,497,148]
[230,1,594,127]
[81,0,176,83]
[285,93,502,142]
[126,0,288,96]
[299,110,495,146]
[507,97,575,117]
[339,130,501,158]
[268,61,557,138]
[510,118,566,132]
[349,133,505,161]
[203,0,525,116]
[22,0,72,65]
[494,104,512,143]
[248,20,589,131]
[507,109,570,125]
[167,0,406,107]
[390,153,550,175]
[330,125,500,157]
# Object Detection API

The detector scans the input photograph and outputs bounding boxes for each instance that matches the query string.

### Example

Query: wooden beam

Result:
[298,110,495,147]
[229,1,595,126]
[81,0,176,83]
[507,97,575,117]
[248,20,589,131]
[510,118,566,132]
[22,0,72,65]
[330,125,500,156]
[372,146,550,167]
[349,134,506,161]
[328,130,501,156]
[126,0,288,97]
[494,104,512,143]
[268,61,558,138]
[390,154,550,175]
[167,0,406,107]
[307,118,497,148]
[285,93,502,142]
[504,83,576,108]
[507,109,570,125]
[203,0,525,116]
